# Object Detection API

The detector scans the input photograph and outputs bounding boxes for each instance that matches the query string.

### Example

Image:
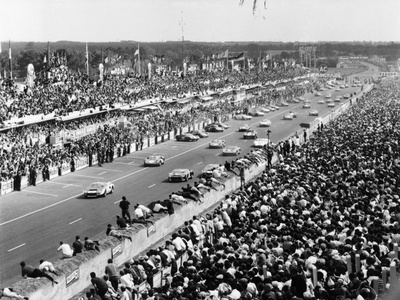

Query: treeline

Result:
[0,41,398,78]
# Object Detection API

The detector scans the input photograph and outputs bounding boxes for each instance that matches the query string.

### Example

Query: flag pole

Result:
[9,40,12,79]
[86,43,89,76]
[226,49,229,72]
[138,44,141,76]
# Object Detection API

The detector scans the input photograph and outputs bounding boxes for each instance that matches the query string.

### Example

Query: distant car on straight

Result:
[328,102,335,107]
[205,124,224,132]
[309,110,319,116]
[343,94,350,99]
[283,113,294,120]
[334,96,341,102]
[222,146,241,156]
[175,133,199,142]
[209,139,226,148]
[317,99,325,104]
[243,129,258,139]
[84,182,114,198]
[238,124,251,132]
[188,130,209,138]
[168,169,194,182]
[233,114,252,120]
[314,92,322,97]
[280,102,289,107]
[259,119,272,127]
[144,155,165,166]
[260,107,271,113]
[214,122,229,129]
[325,94,331,98]
[249,110,265,117]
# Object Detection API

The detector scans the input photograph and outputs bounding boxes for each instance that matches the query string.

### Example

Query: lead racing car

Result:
[84,182,114,198]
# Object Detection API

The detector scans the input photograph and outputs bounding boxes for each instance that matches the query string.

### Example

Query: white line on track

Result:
[8,243,26,252]
[21,190,58,197]
[125,156,144,159]
[98,171,107,175]
[112,162,136,165]
[1,131,236,227]
[69,218,82,225]
[197,162,203,165]
[114,199,122,204]
[97,168,122,173]
[47,182,82,188]
[215,153,220,156]
[73,174,104,179]
[148,184,156,188]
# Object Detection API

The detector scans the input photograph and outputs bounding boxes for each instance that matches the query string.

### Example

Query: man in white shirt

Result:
[134,204,153,225]
[119,270,134,289]
[171,233,186,255]
[57,241,73,258]
[38,259,59,275]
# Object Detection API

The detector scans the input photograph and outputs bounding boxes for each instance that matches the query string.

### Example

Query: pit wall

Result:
[22,162,267,300]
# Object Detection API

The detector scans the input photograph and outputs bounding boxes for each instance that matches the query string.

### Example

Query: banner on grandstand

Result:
[65,267,80,287]
[0,179,14,196]
[111,243,123,259]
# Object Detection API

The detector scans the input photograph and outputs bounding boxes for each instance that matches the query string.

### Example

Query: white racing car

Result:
[233,114,252,120]
[209,139,226,149]
[144,155,165,166]
[259,119,272,127]
[168,169,194,182]
[239,124,251,132]
[84,182,115,198]
[222,146,241,156]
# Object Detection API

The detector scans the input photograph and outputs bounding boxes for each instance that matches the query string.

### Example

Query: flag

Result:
[134,49,139,56]
[8,45,11,60]
[105,56,109,64]
[223,50,229,58]
[43,55,47,64]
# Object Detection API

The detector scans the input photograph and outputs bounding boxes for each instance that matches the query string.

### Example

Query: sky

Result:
[1,0,399,43]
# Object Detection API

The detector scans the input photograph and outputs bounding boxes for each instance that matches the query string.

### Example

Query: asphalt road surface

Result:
[0,68,376,287]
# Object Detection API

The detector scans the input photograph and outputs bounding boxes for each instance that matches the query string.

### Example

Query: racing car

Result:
[243,129,258,139]
[233,114,252,120]
[83,182,114,198]
[309,110,319,116]
[209,139,226,149]
[168,169,194,182]
[144,155,165,166]
[259,119,272,127]
[238,124,251,132]
[222,146,241,156]
[204,124,224,132]
[283,113,294,120]
[188,130,209,138]
[175,133,200,142]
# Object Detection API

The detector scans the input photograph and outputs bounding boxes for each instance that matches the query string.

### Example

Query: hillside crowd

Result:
[78,80,400,300]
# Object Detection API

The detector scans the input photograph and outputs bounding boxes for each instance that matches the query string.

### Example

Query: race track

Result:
[0,67,376,286]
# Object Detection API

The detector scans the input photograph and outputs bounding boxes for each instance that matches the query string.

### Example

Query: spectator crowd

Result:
[67,80,400,300]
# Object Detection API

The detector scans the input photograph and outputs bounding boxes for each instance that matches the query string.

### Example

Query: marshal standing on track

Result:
[119,196,132,224]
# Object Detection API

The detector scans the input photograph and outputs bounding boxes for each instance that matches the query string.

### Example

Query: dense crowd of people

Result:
[75,80,400,300]
[0,66,312,183]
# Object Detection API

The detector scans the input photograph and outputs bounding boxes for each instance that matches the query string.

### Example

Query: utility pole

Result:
[179,11,185,69]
